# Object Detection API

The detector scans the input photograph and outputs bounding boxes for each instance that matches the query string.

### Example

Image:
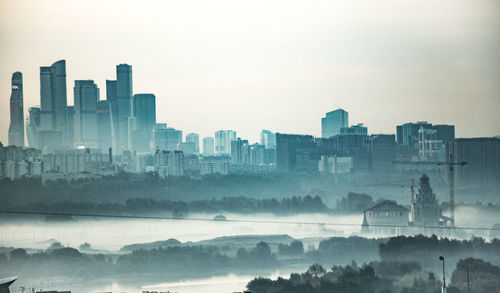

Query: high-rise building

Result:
[67,106,75,147]
[106,80,118,151]
[418,127,444,160]
[231,138,250,165]
[8,72,24,147]
[340,123,368,136]
[369,134,396,172]
[132,94,156,153]
[133,94,156,132]
[39,60,68,147]
[321,109,348,138]
[396,122,454,159]
[261,130,276,149]
[178,142,196,155]
[26,107,41,148]
[446,138,500,186]
[186,133,200,154]
[203,137,215,156]
[73,80,99,148]
[215,130,237,154]
[152,126,182,151]
[249,143,265,165]
[276,133,316,172]
[116,64,133,153]
[97,100,113,151]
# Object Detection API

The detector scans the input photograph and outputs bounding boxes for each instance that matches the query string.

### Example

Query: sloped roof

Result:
[365,200,409,212]
[0,276,17,292]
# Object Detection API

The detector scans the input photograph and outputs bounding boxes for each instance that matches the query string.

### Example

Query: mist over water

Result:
[0,213,363,251]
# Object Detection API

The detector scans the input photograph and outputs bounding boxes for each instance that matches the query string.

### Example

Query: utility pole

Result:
[467,265,470,293]
[439,256,446,292]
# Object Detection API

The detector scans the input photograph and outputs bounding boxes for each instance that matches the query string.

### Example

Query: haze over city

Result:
[1,0,500,144]
[1,1,500,293]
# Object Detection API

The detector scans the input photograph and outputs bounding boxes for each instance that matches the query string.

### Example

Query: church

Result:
[362,174,452,236]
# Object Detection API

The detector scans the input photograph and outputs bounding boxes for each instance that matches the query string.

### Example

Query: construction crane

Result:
[393,155,466,226]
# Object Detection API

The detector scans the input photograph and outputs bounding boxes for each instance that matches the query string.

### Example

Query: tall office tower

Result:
[321,109,348,138]
[74,80,99,148]
[26,107,41,148]
[106,80,118,151]
[8,72,24,146]
[39,60,69,147]
[116,64,133,152]
[67,106,75,147]
[215,130,237,154]
[186,133,200,154]
[133,94,156,131]
[97,100,113,151]
[132,94,156,152]
[261,130,276,149]
[203,137,215,156]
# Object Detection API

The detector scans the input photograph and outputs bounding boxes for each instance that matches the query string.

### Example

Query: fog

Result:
[0,213,362,251]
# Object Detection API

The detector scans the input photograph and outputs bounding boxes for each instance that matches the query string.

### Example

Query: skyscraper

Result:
[261,130,276,149]
[116,64,133,153]
[186,133,200,154]
[106,79,118,151]
[26,107,41,148]
[203,137,215,156]
[215,130,237,154]
[39,60,69,147]
[73,80,99,148]
[321,109,348,138]
[132,94,156,153]
[8,72,24,146]
[67,106,75,147]
[96,100,113,151]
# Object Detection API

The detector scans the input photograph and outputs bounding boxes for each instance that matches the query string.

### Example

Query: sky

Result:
[1,0,499,144]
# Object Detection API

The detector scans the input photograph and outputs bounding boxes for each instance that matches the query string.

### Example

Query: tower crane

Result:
[393,155,466,226]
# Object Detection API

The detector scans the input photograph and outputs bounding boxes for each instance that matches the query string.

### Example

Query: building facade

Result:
[8,72,24,147]
[73,80,99,148]
[203,137,215,156]
[39,60,69,148]
[116,64,133,153]
[321,109,348,138]
[186,133,200,154]
[446,138,500,186]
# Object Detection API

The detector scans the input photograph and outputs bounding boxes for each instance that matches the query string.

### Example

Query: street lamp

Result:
[439,256,446,292]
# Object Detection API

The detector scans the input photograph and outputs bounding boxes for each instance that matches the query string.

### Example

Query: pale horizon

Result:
[1,0,499,145]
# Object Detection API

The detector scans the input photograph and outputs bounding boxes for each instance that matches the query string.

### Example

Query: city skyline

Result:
[1,0,500,144]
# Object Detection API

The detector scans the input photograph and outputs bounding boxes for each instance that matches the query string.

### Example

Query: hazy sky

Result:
[1,0,499,144]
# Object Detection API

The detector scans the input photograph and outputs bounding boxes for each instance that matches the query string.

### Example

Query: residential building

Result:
[203,137,215,156]
[261,130,276,149]
[215,130,236,154]
[186,133,200,154]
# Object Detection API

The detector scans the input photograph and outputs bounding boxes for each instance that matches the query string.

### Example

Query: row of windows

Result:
[368,211,407,217]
